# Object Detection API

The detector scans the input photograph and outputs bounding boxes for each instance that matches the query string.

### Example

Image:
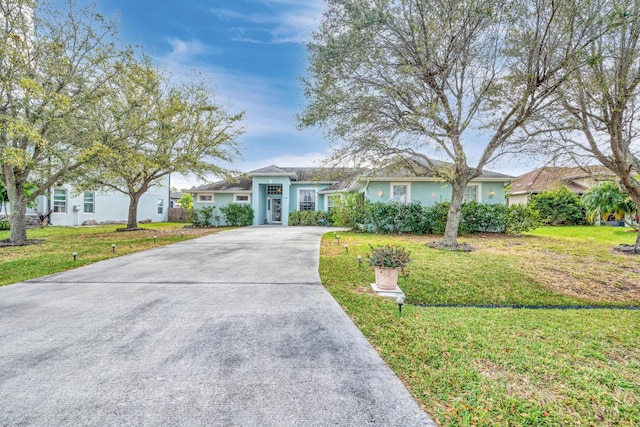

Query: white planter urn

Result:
[374,266,399,290]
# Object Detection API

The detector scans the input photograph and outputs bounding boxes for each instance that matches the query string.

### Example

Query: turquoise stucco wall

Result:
[191,193,252,226]
[364,181,506,205]
[252,176,291,225]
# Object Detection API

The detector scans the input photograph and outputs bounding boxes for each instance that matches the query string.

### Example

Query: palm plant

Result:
[582,182,637,229]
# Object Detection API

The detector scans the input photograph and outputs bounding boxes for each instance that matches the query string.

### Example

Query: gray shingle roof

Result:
[191,176,252,192]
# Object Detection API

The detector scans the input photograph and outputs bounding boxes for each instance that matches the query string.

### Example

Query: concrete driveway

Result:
[0,226,435,426]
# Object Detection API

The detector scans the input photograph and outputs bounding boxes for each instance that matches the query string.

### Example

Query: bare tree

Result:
[299,0,603,248]
[554,0,640,249]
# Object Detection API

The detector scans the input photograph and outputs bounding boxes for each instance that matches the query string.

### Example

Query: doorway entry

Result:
[267,198,282,224]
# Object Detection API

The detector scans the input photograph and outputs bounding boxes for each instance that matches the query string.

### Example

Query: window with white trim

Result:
[299,189,317,211]
[391,183,410,204]
[198,194,213,202]
[83,192,95,213]
[53,189,67,213]
[234,194,249,203]
[157,199,164,214]
[463,185,479,202]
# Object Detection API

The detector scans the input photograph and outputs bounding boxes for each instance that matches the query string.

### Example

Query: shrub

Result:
[367,244,411,269]
[425,202,450,234]
[288,210,329,226]
[505,203,541,234]
[529,186,586,225]
[220,203,254,226]
[331,193,368,229]
[200,205,217,226]
[0,220,9,230]
[461,201,509,233]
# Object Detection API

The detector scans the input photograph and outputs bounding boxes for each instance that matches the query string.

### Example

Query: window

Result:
[391,183,410,204]
[299,189,317,211]
[198,194,213,202]
[463,185,478,202]
[267,185,282,195]
[157,199,164,214]
[83,192,94,213]
[53,189,67,213]
[234,194,250,203]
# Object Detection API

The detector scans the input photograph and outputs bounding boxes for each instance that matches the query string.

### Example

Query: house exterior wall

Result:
[251,176,291,226]
[365,180,506,206]
[508,193,530,206]
[39,180,169,226]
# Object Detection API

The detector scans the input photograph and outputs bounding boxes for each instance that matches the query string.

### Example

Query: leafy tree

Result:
[299,0,602,249]
[0,0,127,243]
[528,186,586,225]
[78,57,244,229]
[178,193,193,211]
[582,181,637,227]
[552,0,640,248]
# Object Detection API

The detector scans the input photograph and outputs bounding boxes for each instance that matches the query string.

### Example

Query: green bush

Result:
[220,203,254,226]
[360,201,539,235]
[529,186,586,225]
[505,203,541,234]
[0,220,9,230]
[288,210,330,226]
[331,193,368,229]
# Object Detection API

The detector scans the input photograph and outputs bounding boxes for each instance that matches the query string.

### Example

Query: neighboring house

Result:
[191,156,513,226]
[170,191,183,208]
[508,166,614,205]
[32,177,170,226]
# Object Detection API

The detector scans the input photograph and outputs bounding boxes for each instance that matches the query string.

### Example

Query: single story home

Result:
[191,156,514,226]
[508,165,614,205]
[25,176,171,226]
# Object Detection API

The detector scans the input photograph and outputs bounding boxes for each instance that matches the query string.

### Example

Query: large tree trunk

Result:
[6,179,28,244]
[441,177,471,248]
[126,193,142,229]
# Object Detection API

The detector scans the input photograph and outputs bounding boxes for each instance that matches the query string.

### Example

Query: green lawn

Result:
[320,226,640,426]
[0,223,225,286]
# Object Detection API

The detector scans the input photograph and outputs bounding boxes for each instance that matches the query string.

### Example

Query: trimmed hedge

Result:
[288,210,332,226]
[364,201,539,235]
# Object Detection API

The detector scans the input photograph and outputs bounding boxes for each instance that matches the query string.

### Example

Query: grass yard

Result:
[320,226,640,426]
[0,223,225,286]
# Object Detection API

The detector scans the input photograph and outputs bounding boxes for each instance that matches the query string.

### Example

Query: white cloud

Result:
[164,37,213,64]
[209,0,324,44]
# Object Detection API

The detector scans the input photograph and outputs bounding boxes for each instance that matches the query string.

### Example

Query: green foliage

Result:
[288,210,328,226]
[582,181,637,224]
[504,203,541,234]
[178,193,193,211]
[219,203,254,226]
[366,244,411,268]
[330,193,368,229]
[529,186,586,225]
[0,221,10,230]
[363,201,539,235]
[191,206,219,227]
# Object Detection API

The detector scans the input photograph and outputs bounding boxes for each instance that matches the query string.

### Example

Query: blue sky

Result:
[92,0,328,189]
[80,0,533,189]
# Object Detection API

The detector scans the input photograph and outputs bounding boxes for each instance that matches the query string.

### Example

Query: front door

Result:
[267,198,282,223]
[272,198,282,223]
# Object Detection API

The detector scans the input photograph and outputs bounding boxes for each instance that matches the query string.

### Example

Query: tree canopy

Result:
[77,58,244,229]
[300,0,603,248]
[0,0,127,243]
